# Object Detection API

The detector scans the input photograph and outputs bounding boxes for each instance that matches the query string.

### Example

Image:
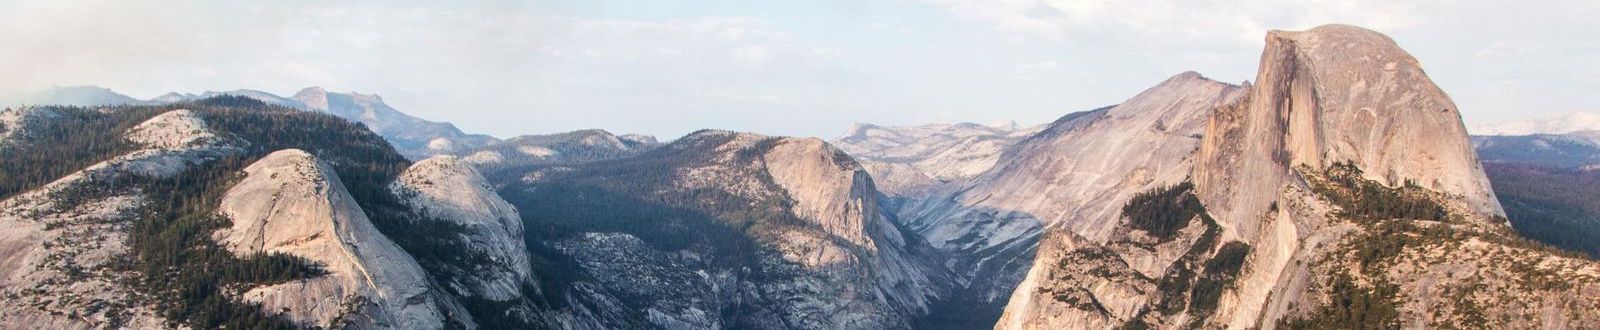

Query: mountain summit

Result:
[995,24,1598,330]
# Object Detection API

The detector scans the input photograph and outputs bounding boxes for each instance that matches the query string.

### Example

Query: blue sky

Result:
[2,0,1597,138]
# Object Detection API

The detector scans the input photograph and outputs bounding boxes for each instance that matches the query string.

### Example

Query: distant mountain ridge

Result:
[832,121,1043,198]
[1471,112,1600,136]
[5,86,660,161]
[1473,130,1600,258]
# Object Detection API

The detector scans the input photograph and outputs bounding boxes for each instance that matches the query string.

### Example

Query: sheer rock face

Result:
[1195,24,1502,240]
[764,138,898,250]
[215,149,447,329]
[688,132,947,325]
[0,109,235,329]
[996,25,1600,330]
[391,156,533,301]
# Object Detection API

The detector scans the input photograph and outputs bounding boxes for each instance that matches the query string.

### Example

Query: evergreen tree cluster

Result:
[1122,181,1209,239]
[1312,161,1449,223]
[1484,162,1600,258]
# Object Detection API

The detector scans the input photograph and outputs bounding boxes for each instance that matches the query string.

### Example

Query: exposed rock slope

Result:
[1194,24,1503,236]
[0,107,58,146]
[997,24,1600,330]
[0,109,236,329]
[215,149,450,329]
[497,130,950,329]
[393,156,533,302]
[888,73,1245,326]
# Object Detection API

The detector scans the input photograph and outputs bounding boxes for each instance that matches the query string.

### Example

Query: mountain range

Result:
[3,24,1598,329]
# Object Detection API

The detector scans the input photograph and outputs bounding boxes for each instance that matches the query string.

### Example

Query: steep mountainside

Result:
[215,150,452,329]
[489,130,951,329]
[1473,131,1600,258]
[0,109,238,329]
[0,98,501,329]
[883,72,1244,328]
[999,24,1600,329]
[832,122,1042,197]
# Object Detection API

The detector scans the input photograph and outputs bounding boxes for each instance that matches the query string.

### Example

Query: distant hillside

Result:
[1475,131,1600,258]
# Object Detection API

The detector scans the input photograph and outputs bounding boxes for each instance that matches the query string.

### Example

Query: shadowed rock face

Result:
[216,149,448,329]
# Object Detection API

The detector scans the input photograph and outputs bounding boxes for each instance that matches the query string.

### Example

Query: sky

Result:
[1,0,1597,139]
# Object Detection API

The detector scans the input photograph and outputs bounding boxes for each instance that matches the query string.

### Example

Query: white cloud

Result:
[1,0,1596,139]
[923,0,1416,51]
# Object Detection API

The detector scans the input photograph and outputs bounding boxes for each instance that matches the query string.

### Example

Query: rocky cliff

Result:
[215,149,452,329]
[884,72,1245,327]
[494,130,950,329]
[997,24,1600,330]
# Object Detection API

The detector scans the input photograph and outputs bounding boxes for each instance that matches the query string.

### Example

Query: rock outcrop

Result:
[0,109,236,329]
[497,130,951,329]
[1195,24,1503,238]
[392,156,533,302]
[888,73,1245,326]
[996,24,1600,330]
[0,107,59,146]
[215,149,450,329]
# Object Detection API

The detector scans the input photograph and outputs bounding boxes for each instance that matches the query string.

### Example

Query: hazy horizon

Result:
[3,0,1597,139]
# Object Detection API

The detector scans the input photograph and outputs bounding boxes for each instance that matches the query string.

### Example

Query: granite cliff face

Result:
[996,24,1600,330]
[1194,24,1503,237]
[494,130,951,329]
[215,149,452,329]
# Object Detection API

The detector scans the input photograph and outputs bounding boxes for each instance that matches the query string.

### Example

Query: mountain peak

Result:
[292,87,330,111]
